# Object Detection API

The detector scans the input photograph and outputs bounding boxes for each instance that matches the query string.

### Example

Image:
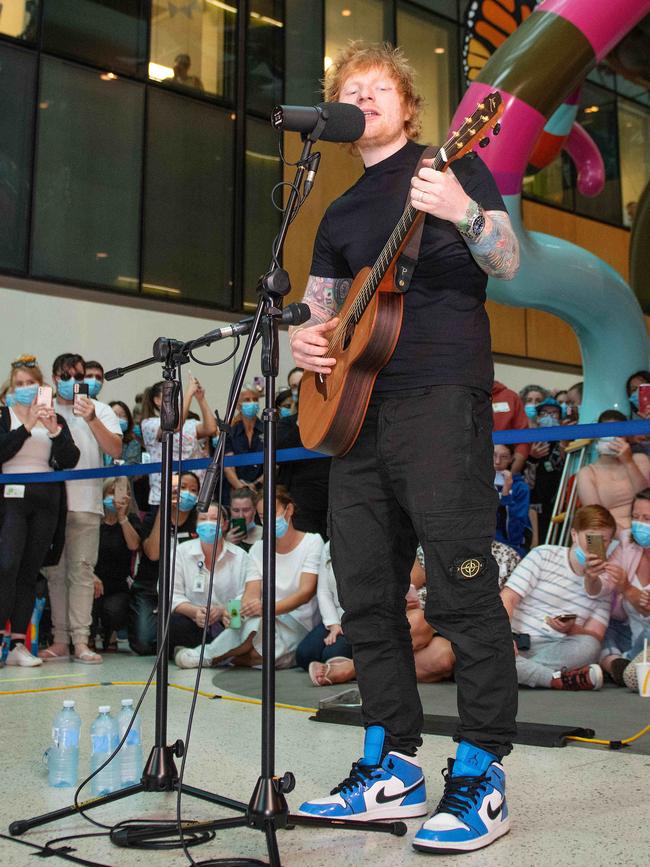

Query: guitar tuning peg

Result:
[493,122,501,136]
[479,137,490,148]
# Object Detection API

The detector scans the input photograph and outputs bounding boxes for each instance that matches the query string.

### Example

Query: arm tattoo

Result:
[465,211,520,280]
[301,274,353,325]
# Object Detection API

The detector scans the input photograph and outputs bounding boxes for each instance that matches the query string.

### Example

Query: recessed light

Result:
[434,47,445,54]
[100,72,118,81]
[341,8,352,16]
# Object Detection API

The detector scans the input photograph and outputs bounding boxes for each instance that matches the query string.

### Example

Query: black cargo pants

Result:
[329,384,518,758]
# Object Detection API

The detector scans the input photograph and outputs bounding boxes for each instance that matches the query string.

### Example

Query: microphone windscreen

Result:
[284,303,311,326]
[317,102,366,143]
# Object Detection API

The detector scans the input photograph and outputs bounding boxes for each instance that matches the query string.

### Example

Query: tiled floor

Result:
[1,655,648,866]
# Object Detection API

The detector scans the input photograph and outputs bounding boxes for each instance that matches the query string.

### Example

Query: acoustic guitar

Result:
[298,93,504,457]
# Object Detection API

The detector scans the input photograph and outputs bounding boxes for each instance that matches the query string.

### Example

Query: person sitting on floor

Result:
[500,505,621,690]
[295,540,354,679]
[169,503,259,655]
[592,489,650,686]
[175,487,322,669]
[128,471,199,655]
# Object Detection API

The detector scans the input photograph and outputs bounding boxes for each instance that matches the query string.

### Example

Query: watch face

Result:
[471,213,486,238]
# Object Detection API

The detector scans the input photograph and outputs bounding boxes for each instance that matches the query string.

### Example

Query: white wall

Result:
[1,278,581,411]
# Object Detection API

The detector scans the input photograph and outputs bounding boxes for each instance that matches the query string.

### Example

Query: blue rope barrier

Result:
[2,420,649,485]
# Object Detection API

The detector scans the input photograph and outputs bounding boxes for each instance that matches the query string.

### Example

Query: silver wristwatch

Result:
[456,200,486,240]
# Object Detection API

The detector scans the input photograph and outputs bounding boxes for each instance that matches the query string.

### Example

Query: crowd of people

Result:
[1,351,649,695]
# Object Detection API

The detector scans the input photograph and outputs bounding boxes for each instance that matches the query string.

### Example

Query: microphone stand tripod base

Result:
[141,743,182,792]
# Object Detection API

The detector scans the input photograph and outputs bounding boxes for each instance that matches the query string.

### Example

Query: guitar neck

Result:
[350,146,448,324]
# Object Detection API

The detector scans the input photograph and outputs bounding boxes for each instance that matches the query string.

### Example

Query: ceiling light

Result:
[324,56,333,71]
[341,8,352,15]
[95,252,109,259]
[583,105,600,114]
[434,47,445,55]
[148,62,174,82]
[100,72,118,81]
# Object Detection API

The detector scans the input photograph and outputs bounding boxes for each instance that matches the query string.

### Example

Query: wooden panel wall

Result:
[282,142,633,370]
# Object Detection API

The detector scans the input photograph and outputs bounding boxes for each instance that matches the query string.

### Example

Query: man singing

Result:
[289,43,519,854]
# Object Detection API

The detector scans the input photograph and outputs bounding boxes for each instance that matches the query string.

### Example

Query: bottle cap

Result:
[121,699,134,707]
[98,705,111,713]
[63,700,76,708]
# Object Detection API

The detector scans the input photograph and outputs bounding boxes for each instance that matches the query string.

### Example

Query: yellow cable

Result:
[565,721,650,748]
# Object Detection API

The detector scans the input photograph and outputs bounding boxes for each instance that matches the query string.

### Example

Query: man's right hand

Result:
[290,319,339,375]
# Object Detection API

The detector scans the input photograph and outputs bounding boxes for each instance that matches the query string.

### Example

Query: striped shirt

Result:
[505,545,610,637]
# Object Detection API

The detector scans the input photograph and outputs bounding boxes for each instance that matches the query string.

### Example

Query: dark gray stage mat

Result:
[211,668,650,755]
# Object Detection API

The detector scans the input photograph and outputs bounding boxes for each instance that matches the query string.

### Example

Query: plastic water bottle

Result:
[90,706,120,795]
[46,700,81,787]
[117,698,143,788]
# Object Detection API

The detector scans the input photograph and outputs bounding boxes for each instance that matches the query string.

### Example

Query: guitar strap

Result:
[394,145,438,294]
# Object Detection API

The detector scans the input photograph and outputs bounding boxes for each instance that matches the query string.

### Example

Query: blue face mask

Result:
[574,539,619,565]
[279,406,293,418]
[537,415,557,428]
[631,521,650,547]
[574,545,587,566]
[103,496,116,514]
[630,390,639,409]
[211,435,220,448]
[247,520,257,532]
[178,490,198,512]
[118,418,129,433]
[196,521,220,545]
[133,424,142,437]
[84,378,102,399]
[56,378,76,401]
[559,402,568,418]
[13,384,39,405]
[241,402,259,419]
[5,393,16,407]
[275,512,289,538]
[524,404,538,420]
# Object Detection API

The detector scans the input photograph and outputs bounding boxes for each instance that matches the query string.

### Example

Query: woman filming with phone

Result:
[500,505,623,690]
[0,355,80,667]
[576,409,650,534]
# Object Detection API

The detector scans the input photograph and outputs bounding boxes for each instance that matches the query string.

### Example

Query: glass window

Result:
[618,99,650,228]
[397,3,458,147]
[0,42,36,272]
[415,0,459,20]
[149,0,237,101]
[41,1,148,77]
[575,85,621,224]
[247,0,284,114]
[522,152,575,211]
[243,118,282,307]
[285,0,323,105]
[142,89,234,307]
[0,0,39,41]
[325,0,389,72]
[31,57,143,289]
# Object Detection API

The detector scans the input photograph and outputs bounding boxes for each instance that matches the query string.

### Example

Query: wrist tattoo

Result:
[464,210,520,280]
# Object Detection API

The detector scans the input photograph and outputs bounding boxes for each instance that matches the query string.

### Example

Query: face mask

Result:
[241,402,259,419]
[630,390,639,409]
[524,404,538,420]
[631,520,650,547]
[5,393,16,407]
[290,387,299,401]
[211,435,220,448]
[56,378,76,401]
[275,511,289,539]
[196,521,220,545]
[573,545,587,567]
[559,402,568,418]
[537,415,557,428]
[279,406,293,418]
[247,520,257,532]
[596,436,617,455]
[133,424,142,437]
[178,490,198,512]
[13,384,39,405]
[103,496,116,514]
[84,378,102,398]
[118,418,129,433]
[574,539,618,564]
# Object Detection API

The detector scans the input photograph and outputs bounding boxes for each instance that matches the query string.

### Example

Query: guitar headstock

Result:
[439,92,503,168]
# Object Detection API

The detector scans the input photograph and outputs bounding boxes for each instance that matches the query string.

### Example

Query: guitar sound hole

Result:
[342,322,355,351]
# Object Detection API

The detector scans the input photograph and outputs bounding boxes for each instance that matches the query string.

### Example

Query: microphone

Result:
[203,303,311,342]
[270,102,365,143]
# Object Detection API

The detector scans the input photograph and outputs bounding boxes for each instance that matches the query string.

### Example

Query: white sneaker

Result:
[174,646,203,669]
[6,643,43,667]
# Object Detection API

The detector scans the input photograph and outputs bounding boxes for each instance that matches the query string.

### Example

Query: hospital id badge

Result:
[193,573,205,594]
[4,484,25,498]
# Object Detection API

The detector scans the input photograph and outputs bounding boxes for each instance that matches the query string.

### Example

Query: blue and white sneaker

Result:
[297,725,427,821]
[412,757,510,853]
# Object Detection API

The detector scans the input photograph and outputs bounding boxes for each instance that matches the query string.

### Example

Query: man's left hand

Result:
[410,164,470,224]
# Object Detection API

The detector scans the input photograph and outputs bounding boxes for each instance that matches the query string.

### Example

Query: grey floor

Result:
[1,653,649,867]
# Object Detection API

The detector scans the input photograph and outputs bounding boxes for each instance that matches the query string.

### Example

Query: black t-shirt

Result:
[134,510,198,590]
[310,139,506,393]
[95,516,144,596]
[225,419,263,484]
